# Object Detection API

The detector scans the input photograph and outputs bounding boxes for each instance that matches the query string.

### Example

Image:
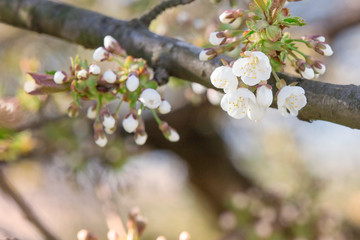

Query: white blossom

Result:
[247,101,266,122]
[77,69,88,79]
[122,114,139,133]
[191,82,207,94]
[300,65,315,80]
[139,89,162,109]
[206,89,223,105]
[104,35,118,50]
[313,63,326,75]
[89,64,101,75]
[314,35,326,42]
[219,11,233,24]
[277,86,307,117]
[126,75,140,92]
[158,100,171,114]
[135,132,148,145]
[256,85,273,108]
[87,106,97,119]
[199,49,215,61]
[95,135,108,147]
[103,70,117,83]
[220,88,256,119]
[210,66,238,93]
[168,129,180,142]
[229,18,242,29]
[93,47,109,62]
[54,71,66,84]
[322,44,333,56]
[102,114,116,129]
[209,32,225,46]
[105,127,116,135]
[232,51,271,86]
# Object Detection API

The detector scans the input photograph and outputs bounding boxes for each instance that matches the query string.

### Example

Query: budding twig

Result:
[140,0,196,27]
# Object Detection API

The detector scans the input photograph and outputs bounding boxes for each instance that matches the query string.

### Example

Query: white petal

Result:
[256,85,273,108]
[247,101,266,122]
[323,44,333,56]
[122,115,139,133]
[139,89,162,109]
[103,70,117,83]
[211,66,238,92]
[314,63,326,75]
[158,100,171,114]
[87,106,97,119]
[54,71,66,84]
[104,35,117,50]
[103,115,116,129]
[229,18,242,29]
[209,32,225,46]
[191,82,207,94]
[168,129,180,142]
[126,75,140,92]
[93,47,108,62]
[301,67,315,80]
[89,64,101,75]
[95,135,108,147]
[135,133,148,145]
[206,89,223,105]
[219,12,232,24]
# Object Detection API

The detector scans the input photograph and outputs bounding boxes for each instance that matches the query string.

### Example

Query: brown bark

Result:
[0,0,359,129]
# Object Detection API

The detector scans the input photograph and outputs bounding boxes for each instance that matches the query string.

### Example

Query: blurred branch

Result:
[0,0,360,129]
[0,167,59,240]
[140,0,196,26]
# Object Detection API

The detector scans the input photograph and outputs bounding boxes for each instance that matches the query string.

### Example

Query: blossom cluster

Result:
[199,0,333,120]
[29,36,179,147]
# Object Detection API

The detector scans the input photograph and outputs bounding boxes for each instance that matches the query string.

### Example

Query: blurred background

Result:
[1,0,360,239]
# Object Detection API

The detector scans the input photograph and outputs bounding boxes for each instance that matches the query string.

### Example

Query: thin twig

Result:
[140,0,195,26]
[0,167,59,240]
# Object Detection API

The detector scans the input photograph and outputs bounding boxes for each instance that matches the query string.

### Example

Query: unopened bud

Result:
[122,113,139,133]
[209,31,226,46]
[89,64,101,75]
[158,100,171,114]
[77,69,89,80]
[159,122,180,142]
[54,71,67,84]
[315,42,333,56]
[104,35,126,56]
[101,110,116,130]
[67,102,79,118]
[87,104,97,119]
[126,74,140,92]
[93,47,111,62]
[311,35,326,42]
[103,70,117,84]
[296,59,314,80]
[139,89,162,109]
[199,48,217,61]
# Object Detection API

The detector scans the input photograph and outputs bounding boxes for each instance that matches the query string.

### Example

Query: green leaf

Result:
[45,70,56,75]
[282,16,306,26]
[247,20,269,32]
[143,81,158,89]
[253,0,267,12]
[270,58,283,72]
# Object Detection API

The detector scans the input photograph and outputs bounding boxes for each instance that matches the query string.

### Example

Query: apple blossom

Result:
[232,51,272,86]
[210,66,238,93]
[277,86,307,117]
[139,89,162,109]
[220,88,256,119]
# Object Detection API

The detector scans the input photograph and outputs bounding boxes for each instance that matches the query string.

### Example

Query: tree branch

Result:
[0,0,359,129]
[0,166,59,240]
[140,0,196,26]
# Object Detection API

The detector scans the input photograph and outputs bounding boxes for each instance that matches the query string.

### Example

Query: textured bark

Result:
[0,0,360,129]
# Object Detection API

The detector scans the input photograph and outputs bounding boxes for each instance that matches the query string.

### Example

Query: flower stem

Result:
[287,45,307,58]
[96,94,103,122]
[114,99,123,115]
[113,57,124,67]
[150,109,162,124]
[272,69,281,83]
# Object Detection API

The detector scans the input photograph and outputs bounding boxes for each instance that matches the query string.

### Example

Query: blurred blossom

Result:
[218,211,237,231]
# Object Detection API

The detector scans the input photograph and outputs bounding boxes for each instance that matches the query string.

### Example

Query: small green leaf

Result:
[143,81,158,89]
[270,58,283,72]
[45,70,56,75]
[282,16,306,26]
